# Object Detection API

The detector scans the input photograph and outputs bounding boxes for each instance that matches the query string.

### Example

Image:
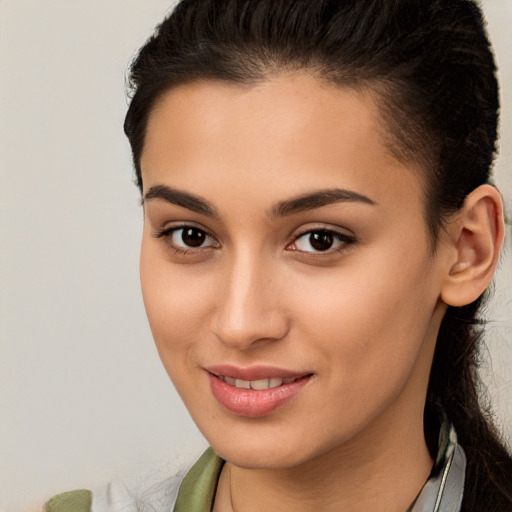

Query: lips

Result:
[206,365,312,417]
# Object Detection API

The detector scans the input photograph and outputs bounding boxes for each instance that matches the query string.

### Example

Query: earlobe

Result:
[441,185,505,307]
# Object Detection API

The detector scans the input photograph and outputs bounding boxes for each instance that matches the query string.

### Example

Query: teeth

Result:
[221,376,298,389]
[235,379,251,389]
[250,378,272,390]
[269,378,283,388]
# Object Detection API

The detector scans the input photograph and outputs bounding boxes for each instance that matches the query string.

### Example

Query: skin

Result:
[138,75,503,511]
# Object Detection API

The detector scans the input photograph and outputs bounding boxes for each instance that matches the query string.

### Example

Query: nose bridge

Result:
[214,246,288,350]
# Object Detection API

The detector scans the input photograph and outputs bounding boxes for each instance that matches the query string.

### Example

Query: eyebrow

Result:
[270,188,377,218]
[143,184,376,219]
[143,184,220,219]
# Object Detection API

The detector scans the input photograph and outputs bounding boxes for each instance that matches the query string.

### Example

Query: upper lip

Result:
[205,364,310,381]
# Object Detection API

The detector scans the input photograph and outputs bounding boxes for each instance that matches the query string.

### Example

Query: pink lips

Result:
[206,365,312,418]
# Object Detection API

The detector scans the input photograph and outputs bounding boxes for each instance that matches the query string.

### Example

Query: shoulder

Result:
[42,459,194,512]
[42,477,178,512]
[43,490,92,512]
[42,446,208,512]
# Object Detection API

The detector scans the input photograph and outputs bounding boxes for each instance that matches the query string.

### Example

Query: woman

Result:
[45,0,512,510]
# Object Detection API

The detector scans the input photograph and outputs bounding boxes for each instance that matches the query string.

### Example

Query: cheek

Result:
[287,252,438,404]
[139,239,215,372]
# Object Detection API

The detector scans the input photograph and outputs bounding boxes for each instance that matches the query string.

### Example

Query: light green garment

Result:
[44,489,92,512]
[43,449,223,512]
[173,447,224,512]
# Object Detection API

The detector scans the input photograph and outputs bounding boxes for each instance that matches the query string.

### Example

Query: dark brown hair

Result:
[124,1,512,509]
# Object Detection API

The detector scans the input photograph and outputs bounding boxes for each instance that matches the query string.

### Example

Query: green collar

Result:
[173,447,225,512]
[44,489,92,512]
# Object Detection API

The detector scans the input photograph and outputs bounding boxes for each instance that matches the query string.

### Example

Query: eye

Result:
[154,225,219,252]
[289,229,355,254]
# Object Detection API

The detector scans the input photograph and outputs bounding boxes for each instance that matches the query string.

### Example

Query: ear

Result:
[441,184,505,307]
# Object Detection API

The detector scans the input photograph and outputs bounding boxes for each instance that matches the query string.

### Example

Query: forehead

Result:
[141,75,424,213]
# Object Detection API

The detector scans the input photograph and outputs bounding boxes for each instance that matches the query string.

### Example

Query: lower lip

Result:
[208,373,312,418]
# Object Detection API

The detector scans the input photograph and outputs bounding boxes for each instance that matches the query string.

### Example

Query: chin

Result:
[212,439,311,470]
[200,416,342,471]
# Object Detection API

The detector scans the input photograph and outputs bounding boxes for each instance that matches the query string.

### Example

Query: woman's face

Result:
[139,75,449,469]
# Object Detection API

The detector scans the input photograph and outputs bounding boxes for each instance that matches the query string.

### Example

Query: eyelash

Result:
[154,225,219,255]
[288,228,356,255]
[153,225,356,256]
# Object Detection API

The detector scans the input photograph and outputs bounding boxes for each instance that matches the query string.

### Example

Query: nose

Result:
[212,251,290,351]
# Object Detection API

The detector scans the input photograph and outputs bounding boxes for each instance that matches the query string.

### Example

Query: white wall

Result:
[0,1,510,510]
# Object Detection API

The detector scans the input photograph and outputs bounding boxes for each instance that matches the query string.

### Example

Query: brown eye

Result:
[154,225,219,252]
[181,227,206,247]
[290,229,355,254]
[309,232,334,251]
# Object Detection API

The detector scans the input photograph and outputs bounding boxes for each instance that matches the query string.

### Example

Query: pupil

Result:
[182,228,205,247]
[310,232,333,251]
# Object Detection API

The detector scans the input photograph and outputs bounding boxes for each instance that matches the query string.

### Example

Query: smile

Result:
[206,366,312,417]
[219,376,300,390]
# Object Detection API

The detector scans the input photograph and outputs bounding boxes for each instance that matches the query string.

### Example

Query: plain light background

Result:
[0,1,511,510]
